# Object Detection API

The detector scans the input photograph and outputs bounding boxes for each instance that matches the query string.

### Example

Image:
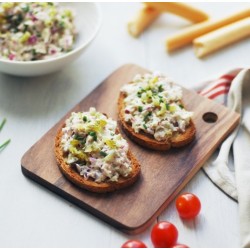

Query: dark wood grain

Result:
[21,64,240,234]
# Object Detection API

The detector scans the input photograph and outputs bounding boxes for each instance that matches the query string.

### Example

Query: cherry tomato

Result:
[121,240,147,248]
[151,221,178,248]
[173,244,189,248]
[176,193,201,219]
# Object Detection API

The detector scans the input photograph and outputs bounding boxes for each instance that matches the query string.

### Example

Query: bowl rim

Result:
[0,2,102,65]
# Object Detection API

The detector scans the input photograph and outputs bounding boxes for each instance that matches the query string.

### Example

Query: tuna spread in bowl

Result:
[0,2,77,61]
[0,2,101,76]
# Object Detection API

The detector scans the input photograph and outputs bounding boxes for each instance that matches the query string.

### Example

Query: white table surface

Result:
[0,2,250,248]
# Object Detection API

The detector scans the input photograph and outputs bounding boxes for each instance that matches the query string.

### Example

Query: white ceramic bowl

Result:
[0,3,101,77]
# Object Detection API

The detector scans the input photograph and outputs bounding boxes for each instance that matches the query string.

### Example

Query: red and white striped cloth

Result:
[197,68,242,105]
[196,69,242,200]
[196,68,250,247]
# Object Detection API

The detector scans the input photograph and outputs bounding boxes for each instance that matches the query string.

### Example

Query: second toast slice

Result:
[118,72,196,150]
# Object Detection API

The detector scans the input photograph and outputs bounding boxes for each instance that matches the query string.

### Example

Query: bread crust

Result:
[55,127,141,193]
[118,93,196,150]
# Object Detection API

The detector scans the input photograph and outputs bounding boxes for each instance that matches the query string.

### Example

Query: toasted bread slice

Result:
[118,93,196,151]
[55,125,140,193]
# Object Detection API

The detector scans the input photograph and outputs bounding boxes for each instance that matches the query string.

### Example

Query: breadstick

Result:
[166,8,250,52]
[128,6,160,37]
[145,2,209,23]
[193,17,250,58]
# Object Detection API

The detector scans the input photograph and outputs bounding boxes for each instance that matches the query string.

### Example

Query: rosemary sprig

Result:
[0,118,6,132]
[0,118,11,152]
[0,139,11,150]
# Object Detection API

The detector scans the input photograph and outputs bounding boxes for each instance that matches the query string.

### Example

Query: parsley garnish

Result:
[83,116,87,122]
[166,103,170,110]
[138,106,143,112]
[143,124,147,129]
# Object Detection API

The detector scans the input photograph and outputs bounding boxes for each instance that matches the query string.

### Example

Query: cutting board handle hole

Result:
[203,112,218,123]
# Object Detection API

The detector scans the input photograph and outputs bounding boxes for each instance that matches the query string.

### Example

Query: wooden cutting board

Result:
[21,64,240,234]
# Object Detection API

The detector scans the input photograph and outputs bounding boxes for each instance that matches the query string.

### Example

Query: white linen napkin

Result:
[197,68,250,247]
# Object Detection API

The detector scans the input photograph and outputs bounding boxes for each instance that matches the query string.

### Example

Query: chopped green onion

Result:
[22,5,29,13]
[0,139,11,151]
[179,104,184,109]
[89,131,97,141]
[138,106,143,112]
[166,103,170,110]
[143,124,147,129]
[83,116,87,122]
[100,151,107,157]
[152,89,157,95]
[32,49,37,56]
[74,134,85,142]
[143,112,152,122]
[16,13,23,23]
[0,118,7,132]
[74,134,81,140]
[23,24,28,32]
[137,92,142,98]
[59,21,65,28]
[158,85,164,92]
